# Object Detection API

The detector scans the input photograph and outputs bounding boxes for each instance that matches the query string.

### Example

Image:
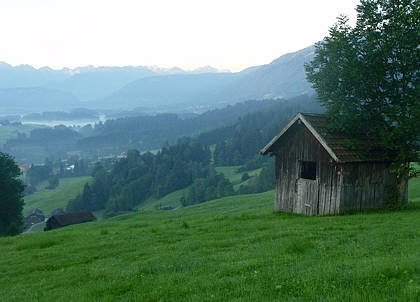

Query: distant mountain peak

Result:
[191,66,229,74]
[147,65,185,74]
[147,65,227,74]
[0,61,11,69]
[0,45,315,113]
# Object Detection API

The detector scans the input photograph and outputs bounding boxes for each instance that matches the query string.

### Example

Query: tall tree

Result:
[0,152,24,236]
[305,0,419,204]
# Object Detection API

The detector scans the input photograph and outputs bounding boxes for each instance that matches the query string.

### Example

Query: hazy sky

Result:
[0,0,360,72]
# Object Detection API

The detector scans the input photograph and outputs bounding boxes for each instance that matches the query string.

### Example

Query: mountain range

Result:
[0,46,315,114]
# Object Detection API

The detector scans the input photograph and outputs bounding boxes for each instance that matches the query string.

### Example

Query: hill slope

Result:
[0,87,81,113]
[101,72,239,110]
[1,179,419,301]
[232,46,314,100]
[45,66,160,101]
[101,46,315,110]
[23,176,93,216]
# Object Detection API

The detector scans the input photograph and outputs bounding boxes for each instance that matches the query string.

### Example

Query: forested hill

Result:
[76,98,288,152]
[80,94,320,156]
[2,97,308,163]
[67,95,322,216]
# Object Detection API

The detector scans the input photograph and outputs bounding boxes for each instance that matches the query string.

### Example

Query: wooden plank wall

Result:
[272,121,401,215]
[340,162,401,211]
[274,123,341,216]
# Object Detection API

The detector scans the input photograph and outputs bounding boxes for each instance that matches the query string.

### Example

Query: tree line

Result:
[66,139,235,217]
[1,99,282,163]
[67,94,322,216]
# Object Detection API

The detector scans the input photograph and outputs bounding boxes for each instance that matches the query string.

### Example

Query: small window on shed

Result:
[300,161,316,180]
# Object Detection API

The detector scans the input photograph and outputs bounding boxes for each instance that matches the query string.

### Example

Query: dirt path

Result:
[23,219,47,234]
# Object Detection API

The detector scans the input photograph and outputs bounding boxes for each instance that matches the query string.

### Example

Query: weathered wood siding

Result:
[340,162,405,211]
[272,121,403,215]
[274,122,343,215]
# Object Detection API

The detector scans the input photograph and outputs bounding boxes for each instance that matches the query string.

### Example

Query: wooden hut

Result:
[45,211,96,231]
[261,113,407,215]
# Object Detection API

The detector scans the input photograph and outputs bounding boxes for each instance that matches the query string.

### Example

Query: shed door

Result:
[296,179,319,215]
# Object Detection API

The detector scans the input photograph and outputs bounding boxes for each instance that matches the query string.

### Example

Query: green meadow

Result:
[22,165,259,224]
[215,166,261,190]
[23,176,92,216]
[0,177,419,301]
[138,188,187,211]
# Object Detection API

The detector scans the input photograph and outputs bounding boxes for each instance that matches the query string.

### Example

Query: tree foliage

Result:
[26,163,52,186]
[66,95,323,215]
[237,159,276,195]
[181,168,234,206]
[67,139,214,216]
[211,95,323,166]
[46,175,59,190]
[0,152,24,236]
[305,0,419,203]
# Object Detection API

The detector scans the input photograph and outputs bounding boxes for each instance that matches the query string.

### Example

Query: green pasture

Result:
[138,188,187,211]
[215,165,261,190]
[0,177,419,301]
[23,176,92,216]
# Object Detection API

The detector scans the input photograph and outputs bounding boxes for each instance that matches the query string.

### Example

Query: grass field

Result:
[409,164,420,203]
[410,176,420,202]
[214,165,242,178]
[215,165,261,190]
[0,178,419,301]
[138,188,187,211]
[22,165,260,222]
[23,176,92,216]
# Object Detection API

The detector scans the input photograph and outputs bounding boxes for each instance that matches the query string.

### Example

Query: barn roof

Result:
[260,113,389,163]
[50,211,96,226]
[27,208,44,218]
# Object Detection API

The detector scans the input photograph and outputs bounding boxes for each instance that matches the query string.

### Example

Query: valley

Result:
[0,1,418,300]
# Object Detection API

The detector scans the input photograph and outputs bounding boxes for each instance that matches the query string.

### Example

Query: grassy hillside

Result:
[137,166,261,212]
[137,188,187,211]
[23,176,92,216]
[0,179,419,301]
[215,166,261,190]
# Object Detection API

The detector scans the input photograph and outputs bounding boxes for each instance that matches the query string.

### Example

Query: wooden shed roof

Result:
[49,211,96,227]
[261,113,389,163]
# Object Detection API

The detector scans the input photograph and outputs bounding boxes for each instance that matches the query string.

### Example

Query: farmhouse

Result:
[44,211,96,231]
[25,208,45,226]
[261,113,407,215]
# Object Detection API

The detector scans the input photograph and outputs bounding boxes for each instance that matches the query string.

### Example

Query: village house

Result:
[25,208,45,226]
[261,113,407,216]
[19,164,30,173]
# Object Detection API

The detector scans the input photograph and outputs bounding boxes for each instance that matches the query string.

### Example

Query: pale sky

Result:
[0,0,360,72]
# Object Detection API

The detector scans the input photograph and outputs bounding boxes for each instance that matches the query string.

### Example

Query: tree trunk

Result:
[395,162,409,206]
